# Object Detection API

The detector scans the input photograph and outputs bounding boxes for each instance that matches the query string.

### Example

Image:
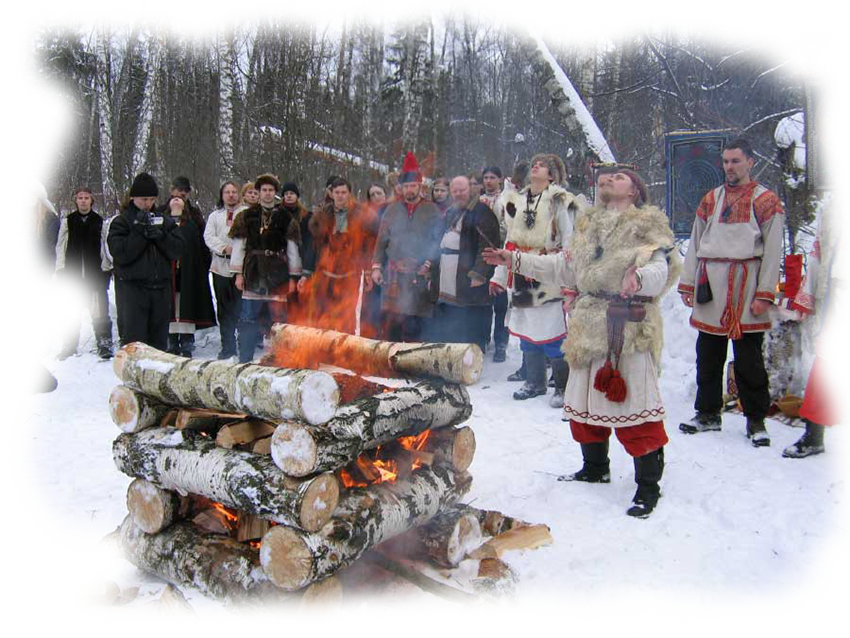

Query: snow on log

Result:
[113,427,339,532]
[269,324,483,386]
[531,34,616,164]
[416,508,482,568]
[126,478,190,534]
[109,385,172,433]
[113,342,339,425]
[118,516,342,627]
[463,558,521,623]
[260,465,472,591]
[270,381,472,477]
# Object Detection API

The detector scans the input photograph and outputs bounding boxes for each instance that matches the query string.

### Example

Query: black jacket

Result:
[20,211,60,288]
[171,218,216,327]
[60,210,107,284]
[108,202,186,286]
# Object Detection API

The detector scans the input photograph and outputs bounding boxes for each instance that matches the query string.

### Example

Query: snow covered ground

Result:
[17,277,850,633]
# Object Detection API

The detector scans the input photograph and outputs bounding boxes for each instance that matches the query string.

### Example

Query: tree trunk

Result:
[260,465,472,590]
[113,427,340,532]
[119,516,342,627]
[218,32,236,179]
[95,28,117,212]
[114,342,340,425]
[270,324,483,385]
[109,385,173,433]
[416,508,482,568]
[269,381,472,477]
[130,33,163,176]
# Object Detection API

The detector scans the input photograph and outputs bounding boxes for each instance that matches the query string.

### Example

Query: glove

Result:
[143,223,165,241]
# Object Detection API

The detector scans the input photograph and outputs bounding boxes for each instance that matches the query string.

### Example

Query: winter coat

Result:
[433,200,500,307]
[372,198,443,317]
[228,203,301,295]
[307,200,379,276]
[55,210,108,286]
[171,217,216,328]
[20,211,60,287]
[108,202,186,287]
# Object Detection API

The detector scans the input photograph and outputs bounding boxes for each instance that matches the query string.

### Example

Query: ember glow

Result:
[337,430,432,488]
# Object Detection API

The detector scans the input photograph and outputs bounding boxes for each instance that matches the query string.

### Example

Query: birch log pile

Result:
[416,508,482,568]
[113,342,340,425]
[270,324,483,385]
[269,381,472,477]
[118,516,342,627]
[113,427,339,532]
[260,465,472,591]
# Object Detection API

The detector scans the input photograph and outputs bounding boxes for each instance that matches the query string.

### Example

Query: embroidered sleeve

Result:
[754,190,784,225]
[695,190,715,222]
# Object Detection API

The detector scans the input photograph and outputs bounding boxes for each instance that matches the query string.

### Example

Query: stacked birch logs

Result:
[109,341,481,602]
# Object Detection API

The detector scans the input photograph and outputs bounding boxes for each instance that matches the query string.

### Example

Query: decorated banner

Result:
[798,70,850,190]
[665,130,732,238]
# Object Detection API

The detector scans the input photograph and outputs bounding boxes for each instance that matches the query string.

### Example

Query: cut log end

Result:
[299,372,341,425]
[461,345,484,385]
[109,386,139,433]
[260,526,313,590]
[271,422,318,477]
[112,348,128,380]
[299,473,340,532]
[451,426,476,472]
[126,478,177,534]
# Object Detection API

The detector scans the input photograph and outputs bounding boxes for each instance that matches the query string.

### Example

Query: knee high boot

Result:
[548,357,570,408]
[558,441,611,483]
[627,447,664,518]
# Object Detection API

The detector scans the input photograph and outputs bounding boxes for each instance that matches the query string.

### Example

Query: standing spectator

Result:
[107,173,186,351]
[241,182,259,210]
[468,172,483,199]
[362,183,388,336]
[15,177,60,357]
[367,183,387,209]
[55,187,113,359]
[432,176,500,351]
[371,152,442,342]
[228,173,302,363]
[489,154,581,406]
[167,176,204,223]
[100,211,124,347]
[431,177,451,217]
[204,182,243,359]
[280,182,314,302]
[677,138,784,447]
[479,165,509,362]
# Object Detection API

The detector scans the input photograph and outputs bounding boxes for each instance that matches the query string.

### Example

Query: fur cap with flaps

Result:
[530,153,567,186]
[254,173,281,193]
[19,177,57,215]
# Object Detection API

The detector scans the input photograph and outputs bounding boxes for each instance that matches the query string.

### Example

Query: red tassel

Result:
[594,360,614,392]
[605,370,627,403]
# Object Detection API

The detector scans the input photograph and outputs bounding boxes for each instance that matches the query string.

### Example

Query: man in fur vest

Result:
[55,187,113,359]
[228,173,302,363]
[484,168,680,518]
[677,138,784,447]
[489,153,583,407]
[371,152,442,342]
[782,150,850,458]
[298,177,379,335]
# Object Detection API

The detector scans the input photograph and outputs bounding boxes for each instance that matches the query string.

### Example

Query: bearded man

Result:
[484,168,680,518]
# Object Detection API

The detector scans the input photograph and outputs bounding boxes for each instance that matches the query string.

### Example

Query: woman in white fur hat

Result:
[15,177,60,357]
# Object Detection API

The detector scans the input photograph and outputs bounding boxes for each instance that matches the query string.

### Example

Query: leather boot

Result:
[513,350,546,400]
[92,319,112,361]
[627,447,664,518]
[548,357,570,408]
[167,334,180,355]
[746,417,770,447]
[507,353,527,382]
[56,321,80,361]
[783,420,825,458]
[558,442,611,483]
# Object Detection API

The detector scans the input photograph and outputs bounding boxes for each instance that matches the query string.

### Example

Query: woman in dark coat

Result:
[166,196,216,356]
[15,177,60,357]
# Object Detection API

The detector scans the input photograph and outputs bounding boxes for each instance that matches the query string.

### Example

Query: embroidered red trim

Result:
[677,283,695,294]
[563,405,666,424]
[689,317,772,334]
[507,329,567,345]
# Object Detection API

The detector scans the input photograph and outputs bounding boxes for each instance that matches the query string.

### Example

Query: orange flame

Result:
[398,430,431,451]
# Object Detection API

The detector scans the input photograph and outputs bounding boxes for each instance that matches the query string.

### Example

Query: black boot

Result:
[548,357,570,408]
[679,411,722,434]
[493,345,507,363]
[167,334,180,355]
[513,351,546,400]
[92,319,113,360]
[56,321,80,361]
[179,333,195,358]
[558,442,611,483]
[783,420,825,458]
[507,353,527,382]
[627,447,664,518]
[745,417,770,447]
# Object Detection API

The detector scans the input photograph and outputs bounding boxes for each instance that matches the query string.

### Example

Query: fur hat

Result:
[399,152,422,184]
[20,177,56,215]
[530,153,567,186]
[834,148,850,177]
[281,182,300,198]
[129,173,159,198]
[254,173,281,192]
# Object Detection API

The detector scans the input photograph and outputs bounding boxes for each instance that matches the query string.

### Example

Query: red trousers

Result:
[799,358,836,427]
[570,420,668,458]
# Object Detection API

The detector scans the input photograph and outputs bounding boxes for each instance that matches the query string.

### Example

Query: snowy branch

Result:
[742,108,802,133]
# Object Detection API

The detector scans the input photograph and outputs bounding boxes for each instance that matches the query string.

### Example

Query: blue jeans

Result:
[237,299,286,363]
[519,337,564,358]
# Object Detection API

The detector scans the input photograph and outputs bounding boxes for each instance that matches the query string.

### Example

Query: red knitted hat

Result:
[399,152,422,184]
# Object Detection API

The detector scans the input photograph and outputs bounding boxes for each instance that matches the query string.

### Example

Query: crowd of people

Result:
[39,138,835,519]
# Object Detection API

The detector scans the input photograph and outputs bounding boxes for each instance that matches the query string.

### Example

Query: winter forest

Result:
[37,16,815,244]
